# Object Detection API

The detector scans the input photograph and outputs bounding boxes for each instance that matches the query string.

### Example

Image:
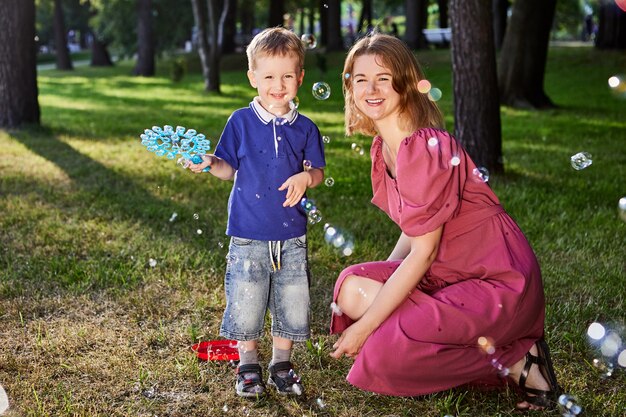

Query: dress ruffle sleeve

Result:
[395,128,466,236]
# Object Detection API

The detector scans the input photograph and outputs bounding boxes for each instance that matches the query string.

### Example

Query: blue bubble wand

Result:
[139,125,211,172]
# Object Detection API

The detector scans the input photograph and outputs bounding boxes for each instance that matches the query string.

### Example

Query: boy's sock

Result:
[238,346,259,366]
[271,347,291,366]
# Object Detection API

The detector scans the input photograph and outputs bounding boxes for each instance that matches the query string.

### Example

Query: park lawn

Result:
[1,46,625,416]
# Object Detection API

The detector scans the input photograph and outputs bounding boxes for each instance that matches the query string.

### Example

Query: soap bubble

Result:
[608,75,626,98]
[312,81,331,100]
[330,302,343,316]
[196,229,203,235]
[322,135,331,143]
[417,79,431,94]
[617,197,626,222]
[570,151,592,170]
[169,212,178,222]
[323,223,354,256]
[308,209,323,225]
[351,142,365,155]
[289,96,300,110]
[477,336,496,355]
[148,258,157,267]
[617,349,626,367]
[324,177,335,187]
[428,87,442,102]
[301,197,316,213]
[316,397,326,409]
[600,331,622,357]
[193,213,199,220]
[0,384,8,415]
[303,160,312,170]
[301,33,317,49]
[558,394,583,416]
[427,137,439,147]
[587,322,606,340]
[472,167,489,182]
[450,156,461,166]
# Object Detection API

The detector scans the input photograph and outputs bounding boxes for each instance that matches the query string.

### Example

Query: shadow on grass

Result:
[5,126,229,292]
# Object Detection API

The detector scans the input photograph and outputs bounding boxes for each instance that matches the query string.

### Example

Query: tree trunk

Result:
[492,0,509,50]
[90,30,114,66]
[308,0,316,34]
[240,0,254,39]
[357,0,372,34]
[320,0,328,47]
[595,2,626,49]
[190,0,211,90]
[133,0,155,76]
[268,0,284,27]
[205,0,229,92]
[498,0,556,108]
[438,0,449,28]
[325,0,343,51]
[53,0,74,70]
[0,0,40,127]
[222,0,237,54]
[450,0,503,174]
[405,0,428,49]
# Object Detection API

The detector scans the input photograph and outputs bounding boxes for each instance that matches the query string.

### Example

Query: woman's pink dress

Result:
[330,128,545,396]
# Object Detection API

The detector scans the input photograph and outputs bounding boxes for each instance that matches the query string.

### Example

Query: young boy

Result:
[189,27,325,398]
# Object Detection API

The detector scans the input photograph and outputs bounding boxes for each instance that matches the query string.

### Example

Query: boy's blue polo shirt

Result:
[214,97,326,241]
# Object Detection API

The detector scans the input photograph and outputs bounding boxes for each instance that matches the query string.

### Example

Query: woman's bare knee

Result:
[336,275,382,320]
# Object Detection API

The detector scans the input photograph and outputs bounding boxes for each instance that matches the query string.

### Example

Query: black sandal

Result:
[235,363,266,398]
[267,361,303,396]
[517,337,561,409]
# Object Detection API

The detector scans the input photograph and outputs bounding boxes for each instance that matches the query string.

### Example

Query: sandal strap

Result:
[519,352,542,390]
[238,363,262,375]
[517,337,561,410]
[268,361,299,391]
[268,361,293,375]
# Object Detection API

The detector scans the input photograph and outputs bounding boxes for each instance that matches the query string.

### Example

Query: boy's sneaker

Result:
[236,363,266,398]
[267,361,303,396]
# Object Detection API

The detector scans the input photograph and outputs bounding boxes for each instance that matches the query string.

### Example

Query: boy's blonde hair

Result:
[342,34,444,137]
[246,27,305,71]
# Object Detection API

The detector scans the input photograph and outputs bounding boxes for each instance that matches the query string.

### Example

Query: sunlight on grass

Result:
[1,46,625,416]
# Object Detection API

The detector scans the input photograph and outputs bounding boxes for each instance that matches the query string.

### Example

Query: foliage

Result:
[1,47,625,416]
[555,0,585,40]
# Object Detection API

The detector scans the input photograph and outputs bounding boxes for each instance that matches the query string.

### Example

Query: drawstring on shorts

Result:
[268,241,282,271]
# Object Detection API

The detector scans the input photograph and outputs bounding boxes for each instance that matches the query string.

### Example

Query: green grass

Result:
[1,46,625,416]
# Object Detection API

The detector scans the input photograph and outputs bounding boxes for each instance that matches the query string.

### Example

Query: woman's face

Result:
[351,54,401,127]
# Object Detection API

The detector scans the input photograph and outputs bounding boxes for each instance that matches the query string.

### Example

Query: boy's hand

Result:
[189,154,214,173]
[278,171,310,207]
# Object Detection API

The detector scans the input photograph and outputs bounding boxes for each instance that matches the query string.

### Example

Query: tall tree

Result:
[222,0,237,54]
[492,0,509,50]
[53,0,74,70]
[449,0,502,173]
[325,0,343,51]
[498,0,557,108]
[596,1,626,49]
[240,0,254,39]
[438,0,449,28]
[405,0,428,49]
[90,28,114,66]
[190,0,230,92]
[133,0,155,76]
[0,0,40,127]
[357,0,373,33]
[269,0,284,27]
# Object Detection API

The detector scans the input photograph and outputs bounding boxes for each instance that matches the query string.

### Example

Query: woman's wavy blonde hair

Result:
[342,34,444,137]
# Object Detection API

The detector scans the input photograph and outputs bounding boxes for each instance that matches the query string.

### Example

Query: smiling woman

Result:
[330,34,560,411]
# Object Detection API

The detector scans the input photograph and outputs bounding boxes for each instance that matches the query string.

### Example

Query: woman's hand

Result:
[330,321,373,359]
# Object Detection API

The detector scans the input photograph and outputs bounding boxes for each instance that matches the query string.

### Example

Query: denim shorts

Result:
[219,235,310,342]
